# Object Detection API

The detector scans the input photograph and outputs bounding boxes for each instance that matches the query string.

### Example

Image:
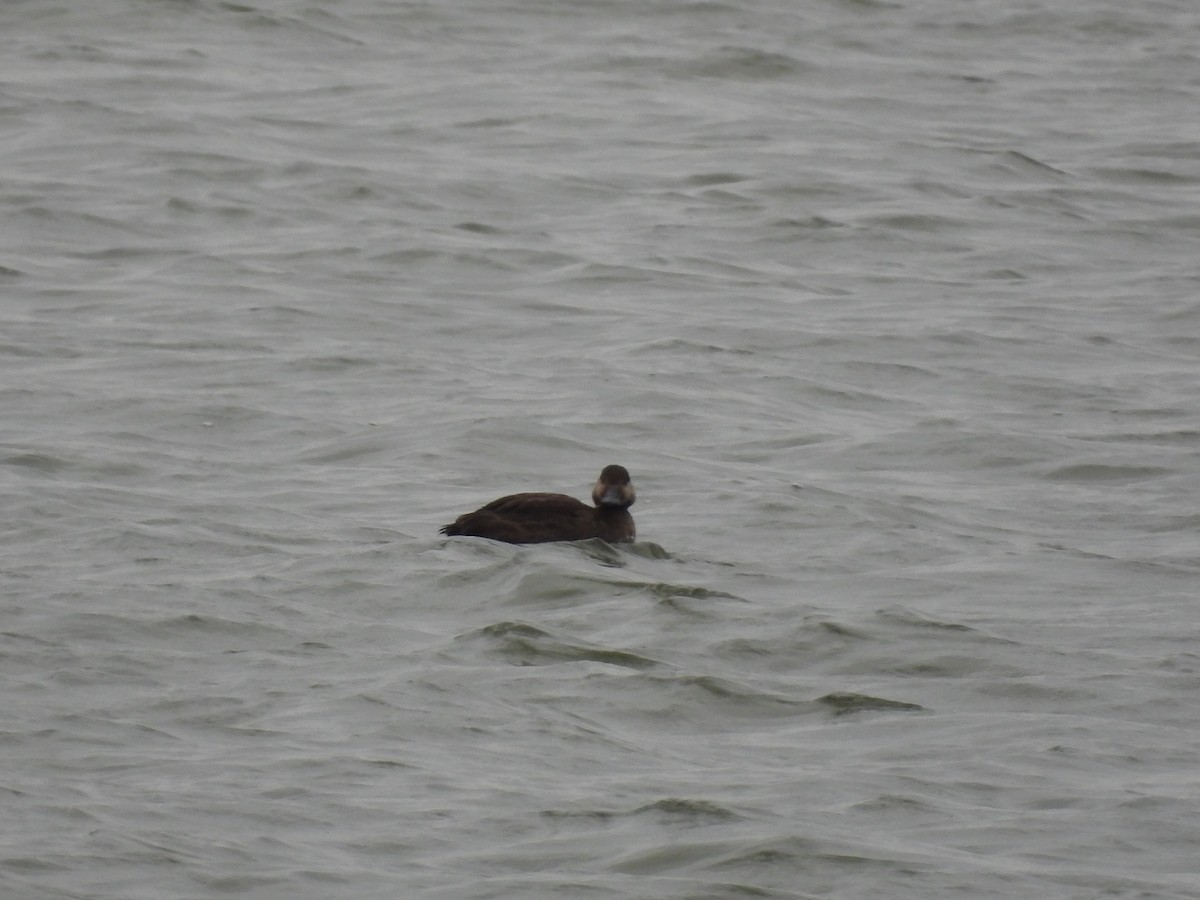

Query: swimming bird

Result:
[439,465,636,544]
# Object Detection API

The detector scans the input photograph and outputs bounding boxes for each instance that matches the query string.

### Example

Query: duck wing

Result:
[440,492,593,543]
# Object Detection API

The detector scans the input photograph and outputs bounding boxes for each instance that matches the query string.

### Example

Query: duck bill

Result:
[597,487,626,507]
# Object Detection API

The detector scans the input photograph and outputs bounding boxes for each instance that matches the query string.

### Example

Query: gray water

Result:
[4,1,1200,897]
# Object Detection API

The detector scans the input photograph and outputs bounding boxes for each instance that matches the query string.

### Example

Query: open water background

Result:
[3,0,1200,897]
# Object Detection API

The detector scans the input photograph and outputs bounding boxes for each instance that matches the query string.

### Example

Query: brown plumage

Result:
[439,465,636,544]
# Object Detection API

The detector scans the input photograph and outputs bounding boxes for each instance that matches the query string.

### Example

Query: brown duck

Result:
[439,465,636,544]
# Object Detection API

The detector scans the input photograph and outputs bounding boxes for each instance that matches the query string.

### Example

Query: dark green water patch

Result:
[472,621,659,670]
[816,692,925,716]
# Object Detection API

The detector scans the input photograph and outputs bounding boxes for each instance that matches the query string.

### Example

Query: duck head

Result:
[592,464,636,509]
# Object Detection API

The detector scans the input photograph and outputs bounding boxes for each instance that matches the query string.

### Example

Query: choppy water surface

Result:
[4,0,1200,897]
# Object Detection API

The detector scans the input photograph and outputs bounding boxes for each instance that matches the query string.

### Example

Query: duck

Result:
[439,465,636,544]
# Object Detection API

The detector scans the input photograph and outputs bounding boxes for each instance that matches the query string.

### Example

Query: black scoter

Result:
[439,465,636,544]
